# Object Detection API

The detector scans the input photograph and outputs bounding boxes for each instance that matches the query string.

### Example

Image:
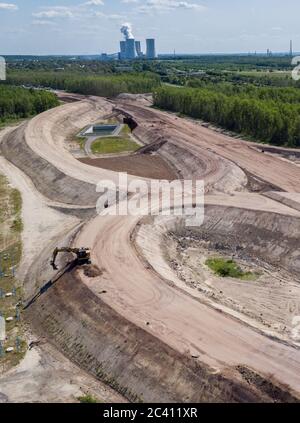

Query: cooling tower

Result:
[135,41,142,57]
[146,39,156,59]
[125,38,136,59]
[120,41,126,60]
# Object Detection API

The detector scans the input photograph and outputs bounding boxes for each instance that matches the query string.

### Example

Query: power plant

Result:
[118,23,156,60]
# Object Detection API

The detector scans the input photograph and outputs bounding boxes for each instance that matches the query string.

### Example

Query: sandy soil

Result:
[0,155,79,295]
[0,125,123,403]
[134,209,300,341]
[23,98,149,189]
[0,340,125,403]
[165,234,300,338]
[2,97,300,401]
[75,208,300,394]
[118,102,300,192]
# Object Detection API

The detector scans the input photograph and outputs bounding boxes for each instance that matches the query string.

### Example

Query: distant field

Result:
[235,70,292,79]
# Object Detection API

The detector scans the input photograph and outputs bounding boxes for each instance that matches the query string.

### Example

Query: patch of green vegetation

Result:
[0,85,59,123]
[205,257,256,280]
[76,136,86,150]
[11,189,22,214]
[78,394,99,403]
[91,137,140,155]
[105,118,119,125]
[0,116,28,129]
[11,216,23,233]
[120,124,131,136]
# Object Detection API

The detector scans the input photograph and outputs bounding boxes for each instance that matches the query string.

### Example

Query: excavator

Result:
[50,247,91,270]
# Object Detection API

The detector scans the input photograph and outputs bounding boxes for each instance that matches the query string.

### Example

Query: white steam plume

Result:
[121,23,134,40]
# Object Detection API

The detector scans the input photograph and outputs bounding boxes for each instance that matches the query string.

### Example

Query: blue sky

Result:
[0,0,299,55]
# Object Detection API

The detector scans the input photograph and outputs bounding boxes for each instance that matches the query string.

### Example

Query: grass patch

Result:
[91,137,140,155]
[78,394,99,403]
[205,257,256,280]
[120,124,131,136]
[0,116,28,129]
[76,136,86,150]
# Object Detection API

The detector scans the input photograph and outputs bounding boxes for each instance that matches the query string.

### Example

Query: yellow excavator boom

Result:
[50,247,91,270]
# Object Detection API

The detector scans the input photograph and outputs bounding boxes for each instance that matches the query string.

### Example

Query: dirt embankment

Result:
[135,204,300,342]
[176,206,300,276]
[25,269,297,403]
[79,155,177,180]
[117,102,300,193]
[115,105,247,194]
[1,124,100,207]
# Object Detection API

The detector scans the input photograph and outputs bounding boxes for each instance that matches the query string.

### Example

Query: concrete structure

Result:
[125,39,136,60]
[120,41,126,60]
[135,41,142,57]
[146,39,156,59]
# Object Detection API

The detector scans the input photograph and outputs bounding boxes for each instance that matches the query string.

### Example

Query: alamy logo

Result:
[0,56,6,81]
[96,173,205,227]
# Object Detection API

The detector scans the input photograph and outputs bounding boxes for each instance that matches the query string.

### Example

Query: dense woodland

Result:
[0,85,59,123]
[153,85,300,147]
[3,56,300,147]
[6,71,161,97]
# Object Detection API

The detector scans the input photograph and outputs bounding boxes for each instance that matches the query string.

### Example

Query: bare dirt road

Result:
[76,209,300,394]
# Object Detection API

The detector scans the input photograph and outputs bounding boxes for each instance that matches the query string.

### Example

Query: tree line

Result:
[6,71,161,98]
[0,85,59,123]
[153,85,300,147]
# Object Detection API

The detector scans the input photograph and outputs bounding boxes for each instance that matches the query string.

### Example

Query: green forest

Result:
[6,71,161,98]
[3,56,300,147]
[153,85,300,147]
[0,85,59,123]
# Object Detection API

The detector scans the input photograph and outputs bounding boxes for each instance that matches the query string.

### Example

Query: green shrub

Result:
[205,258,255,280]
[78,394,98,403]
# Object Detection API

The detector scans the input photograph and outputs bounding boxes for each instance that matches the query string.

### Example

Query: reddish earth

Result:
[78,154,178,180]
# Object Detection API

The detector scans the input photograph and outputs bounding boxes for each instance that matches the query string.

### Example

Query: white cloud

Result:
[138,0,206,14]
[33,7,74,19]
[83,0,104,5]
[0,2,18,10]
[94,11,125,20]
[32,1,105,22]
[32,20,57,26]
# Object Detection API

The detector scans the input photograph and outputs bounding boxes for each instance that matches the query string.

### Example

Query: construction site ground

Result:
[0,94,299,402]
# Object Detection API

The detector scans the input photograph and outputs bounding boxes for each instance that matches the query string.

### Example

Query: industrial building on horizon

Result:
[118,23,156,60]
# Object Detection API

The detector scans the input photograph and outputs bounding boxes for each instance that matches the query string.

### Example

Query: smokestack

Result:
[121,23,134,40]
